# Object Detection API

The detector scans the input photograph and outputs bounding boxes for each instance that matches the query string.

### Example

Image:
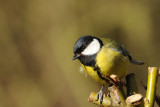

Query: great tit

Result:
[72,35,144,103]
[73,35,144,84]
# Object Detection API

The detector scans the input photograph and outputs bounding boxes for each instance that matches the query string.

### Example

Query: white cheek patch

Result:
[82,39,100,55]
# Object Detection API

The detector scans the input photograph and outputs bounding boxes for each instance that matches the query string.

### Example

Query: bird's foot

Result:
[109,74,126,87]
[96,85,104,104]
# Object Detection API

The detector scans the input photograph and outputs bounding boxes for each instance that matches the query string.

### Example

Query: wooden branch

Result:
[88,85,127,107]
[88,92,112,107]
[126,73,138,96]
[126,94,143,106]
[108,85,127,107]
[145,67,158,107]
[126,73,144,107]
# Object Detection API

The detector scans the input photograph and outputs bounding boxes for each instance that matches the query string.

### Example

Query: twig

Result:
[126,73,144,107]
[108,85,127,107]
[126,73,138,96]
[126,94,143,106]
[144,67,158,107]
[109,74,127,106]
[88,85,127,107]
[88,92,112,107]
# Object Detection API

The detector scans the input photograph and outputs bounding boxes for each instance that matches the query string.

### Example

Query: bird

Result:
[72,35,144,104]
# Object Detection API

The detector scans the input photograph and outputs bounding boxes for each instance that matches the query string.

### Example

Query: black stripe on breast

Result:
[93,66,109,83]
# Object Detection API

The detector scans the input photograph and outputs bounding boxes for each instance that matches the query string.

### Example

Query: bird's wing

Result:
[120,45,144,65]
[101,38,144,65]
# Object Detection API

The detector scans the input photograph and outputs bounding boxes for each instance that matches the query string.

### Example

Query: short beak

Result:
[72,54,80,60]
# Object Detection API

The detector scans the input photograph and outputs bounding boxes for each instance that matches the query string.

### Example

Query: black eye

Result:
[82,46,85,50]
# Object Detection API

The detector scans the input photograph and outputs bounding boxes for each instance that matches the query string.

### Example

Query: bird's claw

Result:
[96,85,104,104]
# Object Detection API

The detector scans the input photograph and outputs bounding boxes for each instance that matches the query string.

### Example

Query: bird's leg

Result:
[96,85,104,104]
[103,74,126,87]
[109,74,126,87]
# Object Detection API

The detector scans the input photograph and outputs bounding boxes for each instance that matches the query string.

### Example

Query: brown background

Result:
[0,0,160,107]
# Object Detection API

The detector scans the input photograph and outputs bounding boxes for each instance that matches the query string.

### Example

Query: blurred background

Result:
[0,0,160,107]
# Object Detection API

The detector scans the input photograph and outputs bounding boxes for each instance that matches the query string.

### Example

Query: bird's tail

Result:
[120,45,144,65]
[130,59,144,65]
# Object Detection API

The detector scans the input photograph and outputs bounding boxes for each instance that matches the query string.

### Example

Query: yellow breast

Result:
[96,47,130,79]
[81,47,130,84]
[81,64,106,84]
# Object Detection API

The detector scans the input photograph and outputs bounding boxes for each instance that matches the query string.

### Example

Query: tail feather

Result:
[130,59,144,65]
[119,45,144,65]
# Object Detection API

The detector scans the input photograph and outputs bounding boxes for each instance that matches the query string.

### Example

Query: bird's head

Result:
[72,35,103,65]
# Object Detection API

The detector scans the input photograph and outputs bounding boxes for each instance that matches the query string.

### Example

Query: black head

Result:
[72,35,103,66]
